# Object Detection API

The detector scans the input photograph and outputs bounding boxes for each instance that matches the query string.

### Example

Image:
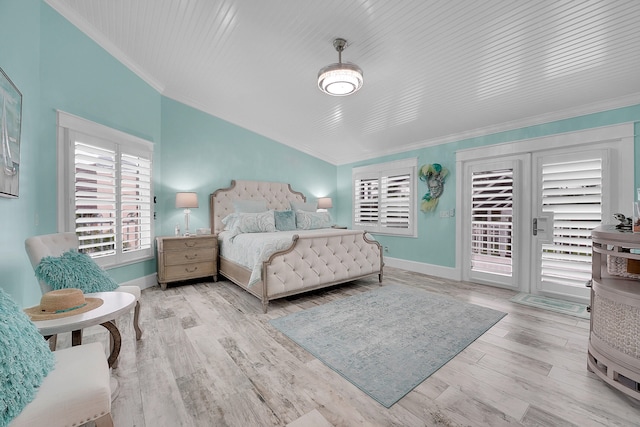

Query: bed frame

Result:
[210,180,383,312]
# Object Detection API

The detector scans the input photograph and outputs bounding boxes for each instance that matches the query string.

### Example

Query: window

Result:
[57,112,154,267]
[352,158,417,237]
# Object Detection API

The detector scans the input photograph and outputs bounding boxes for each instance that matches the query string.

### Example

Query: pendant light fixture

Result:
[317,38,363,96]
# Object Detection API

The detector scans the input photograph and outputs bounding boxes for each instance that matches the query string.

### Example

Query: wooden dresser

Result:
[156,235,218,290]
[589,225,640,401]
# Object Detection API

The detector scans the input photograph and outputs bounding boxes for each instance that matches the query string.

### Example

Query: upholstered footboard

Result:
[258,230,383,312]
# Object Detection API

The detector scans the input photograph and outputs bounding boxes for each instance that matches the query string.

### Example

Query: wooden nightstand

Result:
[156,235,218,290]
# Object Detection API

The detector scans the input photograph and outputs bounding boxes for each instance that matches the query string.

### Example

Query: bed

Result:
[210,180,383,312]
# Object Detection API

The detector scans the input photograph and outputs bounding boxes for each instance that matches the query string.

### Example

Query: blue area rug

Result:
[510,293,590,319]
[269,284,506,407]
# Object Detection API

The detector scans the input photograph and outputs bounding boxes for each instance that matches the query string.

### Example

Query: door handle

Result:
[533,218,546,236]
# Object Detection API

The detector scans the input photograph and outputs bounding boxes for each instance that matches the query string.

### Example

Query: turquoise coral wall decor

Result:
[419,163,448,212]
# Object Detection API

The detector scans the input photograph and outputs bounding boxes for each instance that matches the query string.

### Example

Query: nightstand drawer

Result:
[156,235,219,290]
[164,248,216,266]
[163,262,216,281]
[162,236,216,251]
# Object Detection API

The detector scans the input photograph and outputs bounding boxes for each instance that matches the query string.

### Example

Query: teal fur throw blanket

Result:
[34,250,119,293]
[0,288,55,426]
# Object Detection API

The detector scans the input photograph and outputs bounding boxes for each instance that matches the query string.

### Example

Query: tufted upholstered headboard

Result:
[209,180,306,234]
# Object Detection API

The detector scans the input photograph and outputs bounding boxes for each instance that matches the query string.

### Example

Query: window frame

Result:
[352,158,417,237]
[57,111,154,268]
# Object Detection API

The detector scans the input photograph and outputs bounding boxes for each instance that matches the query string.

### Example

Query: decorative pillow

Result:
[228,211,276,236]
[274,210,296,231]
[233,199,268,213]
[295,210,332,230]
[290,201,317,212]
[34,250,119,293]
[0,288,55,426]
[221,213,240,231]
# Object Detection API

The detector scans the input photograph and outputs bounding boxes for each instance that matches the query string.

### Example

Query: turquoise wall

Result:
[0,0,337,307]
[158,97,336,236]
[0,0,42,305]
[337,105,640,267]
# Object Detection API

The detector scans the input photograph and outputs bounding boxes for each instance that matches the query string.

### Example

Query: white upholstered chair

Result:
[9,342,113,427]
[24,232,143,345]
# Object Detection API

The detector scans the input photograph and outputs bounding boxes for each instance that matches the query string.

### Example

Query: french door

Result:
[531,149,609,302]
[459,124,633,304]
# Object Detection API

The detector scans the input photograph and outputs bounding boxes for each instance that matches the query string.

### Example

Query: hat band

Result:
[48,302,88,314]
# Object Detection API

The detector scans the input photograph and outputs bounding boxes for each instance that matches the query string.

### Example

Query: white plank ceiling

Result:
[46,0,640,165]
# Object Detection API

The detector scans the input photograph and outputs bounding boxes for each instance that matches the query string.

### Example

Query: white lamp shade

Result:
[175,192,199,209]
[317,197,333,209]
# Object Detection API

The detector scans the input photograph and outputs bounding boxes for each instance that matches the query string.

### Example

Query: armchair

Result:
[9,342,114,427]
[24,232,143,346]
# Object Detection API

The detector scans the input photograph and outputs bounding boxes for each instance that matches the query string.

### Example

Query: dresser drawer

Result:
[163,248,216,266]
[162,236,217,251]
[163,262,216,282]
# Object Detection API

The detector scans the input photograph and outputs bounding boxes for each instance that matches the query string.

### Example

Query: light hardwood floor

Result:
[70,267,640,426]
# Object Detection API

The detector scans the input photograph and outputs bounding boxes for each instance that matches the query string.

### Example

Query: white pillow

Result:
[233,199,267,213]
[295,210,332,230]
[290,201,317,212]
[221,213,240,231]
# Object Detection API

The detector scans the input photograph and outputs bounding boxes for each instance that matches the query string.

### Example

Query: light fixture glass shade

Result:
[318,63,363,96]
[317,197,333,209]
[175,192,199,209]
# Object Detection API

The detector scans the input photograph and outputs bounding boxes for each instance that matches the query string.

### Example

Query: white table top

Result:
[32,291,136,336]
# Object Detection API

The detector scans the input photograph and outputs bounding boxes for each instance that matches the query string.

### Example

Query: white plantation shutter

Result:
[353,158,416,236]
[380,173,411,230]
[354,176,379,226]
[59,112,154,267]
[540,158,602,288]
[74,141,117,256]
[470,169,514,276]
[120,152,152,254]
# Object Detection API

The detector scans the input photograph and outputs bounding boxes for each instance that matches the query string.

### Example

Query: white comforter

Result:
[218,228,357,287]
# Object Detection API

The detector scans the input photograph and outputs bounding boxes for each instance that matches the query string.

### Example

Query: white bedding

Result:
[218,228,358,287]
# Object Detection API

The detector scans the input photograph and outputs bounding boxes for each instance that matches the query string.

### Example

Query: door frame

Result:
[455,122,635,293]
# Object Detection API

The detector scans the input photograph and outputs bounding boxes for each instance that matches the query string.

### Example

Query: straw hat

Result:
[24,288,103,321]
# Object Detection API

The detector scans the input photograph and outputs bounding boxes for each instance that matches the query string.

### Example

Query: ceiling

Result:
[45,0,640,165]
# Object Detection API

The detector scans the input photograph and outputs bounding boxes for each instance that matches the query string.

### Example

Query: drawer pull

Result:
[185,266,198,273]
[185,254,198,260]
[184,241,197,247]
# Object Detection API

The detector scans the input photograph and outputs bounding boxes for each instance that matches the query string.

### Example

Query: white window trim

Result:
[352,157,418,237]
[57,110,154,268]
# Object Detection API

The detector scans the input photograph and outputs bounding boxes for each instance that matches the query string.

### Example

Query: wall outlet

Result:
[384,246,389,253]
[449,208,455,217]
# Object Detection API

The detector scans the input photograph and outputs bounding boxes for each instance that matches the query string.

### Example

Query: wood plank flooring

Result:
[68,267,640,426]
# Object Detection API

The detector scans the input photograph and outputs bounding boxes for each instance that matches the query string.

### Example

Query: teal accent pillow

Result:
[34,250,119,293]
[274,210,296,231]
[0,288,55,426]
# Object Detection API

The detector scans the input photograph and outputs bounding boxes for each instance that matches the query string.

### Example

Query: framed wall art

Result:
[0,66,22,198]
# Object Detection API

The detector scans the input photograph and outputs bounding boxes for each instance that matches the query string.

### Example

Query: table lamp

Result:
[317,197,333,212]
[176,192,199,236]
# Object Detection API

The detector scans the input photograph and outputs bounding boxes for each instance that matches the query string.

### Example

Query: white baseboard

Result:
[384,256,461,281]
[121,274,158,290]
